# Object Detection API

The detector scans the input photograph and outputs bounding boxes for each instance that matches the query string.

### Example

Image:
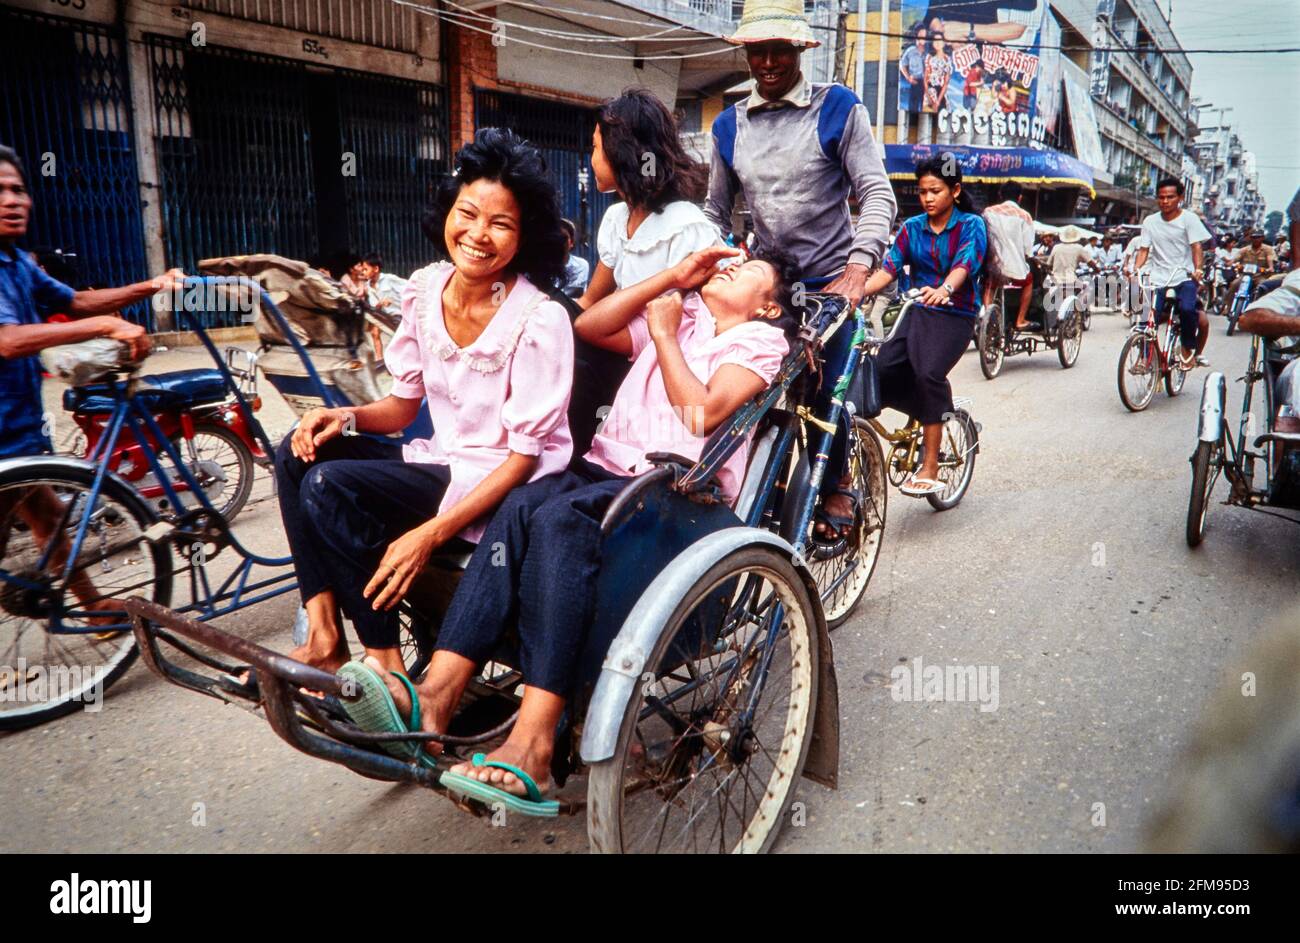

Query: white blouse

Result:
[597,200,721,290]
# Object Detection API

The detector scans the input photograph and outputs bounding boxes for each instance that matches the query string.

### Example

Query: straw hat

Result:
[728,0,821,48]
[1059,225,1084,244]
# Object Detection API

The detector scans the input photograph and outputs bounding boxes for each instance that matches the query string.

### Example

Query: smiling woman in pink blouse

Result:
[271,128,575,678]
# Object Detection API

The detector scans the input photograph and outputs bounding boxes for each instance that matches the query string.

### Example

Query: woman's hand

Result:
[291,408,353,462]
[647,291,685,341]
[364,522,447,611]
[918,285,953,306]
[671,246,741,291]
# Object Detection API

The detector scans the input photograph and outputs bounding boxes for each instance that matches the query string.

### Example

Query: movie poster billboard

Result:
[896,1,1063,149]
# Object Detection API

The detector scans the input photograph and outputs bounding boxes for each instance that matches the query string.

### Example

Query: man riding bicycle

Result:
[1132,177,1211,370]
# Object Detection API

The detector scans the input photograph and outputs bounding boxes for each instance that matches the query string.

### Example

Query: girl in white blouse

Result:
[578,89,720,306]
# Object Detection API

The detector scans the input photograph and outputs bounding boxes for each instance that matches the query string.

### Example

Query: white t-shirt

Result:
[597,200,720,290]
[1139,210,1211,288]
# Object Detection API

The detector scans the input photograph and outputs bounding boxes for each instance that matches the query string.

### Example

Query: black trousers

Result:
[877,307,975,425]
[435,460,628,696]
[274,435,452,649]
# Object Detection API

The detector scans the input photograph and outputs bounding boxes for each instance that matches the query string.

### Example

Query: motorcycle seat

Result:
[64,368,231,415]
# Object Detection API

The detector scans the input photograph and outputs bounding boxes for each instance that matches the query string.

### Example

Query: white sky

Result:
[1169,0,1300,216]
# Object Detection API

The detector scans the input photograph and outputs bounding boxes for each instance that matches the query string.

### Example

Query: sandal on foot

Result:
[900,475,944,497]
[336,661,436,768]
[813,487,860,543]
[440,752,559,818]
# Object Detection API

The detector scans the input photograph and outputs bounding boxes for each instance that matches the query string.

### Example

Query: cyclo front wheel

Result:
[587,545,818,854]
[0,461,173,730]
[1186,439,1222,548]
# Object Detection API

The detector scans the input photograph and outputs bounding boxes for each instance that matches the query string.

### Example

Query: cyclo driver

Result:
[704,0,896,537]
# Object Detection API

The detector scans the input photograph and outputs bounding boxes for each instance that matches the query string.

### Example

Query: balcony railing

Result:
[625,0,736,35]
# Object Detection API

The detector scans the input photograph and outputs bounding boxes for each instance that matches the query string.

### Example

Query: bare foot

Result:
[288,638,351,674]
[449,738,553,798]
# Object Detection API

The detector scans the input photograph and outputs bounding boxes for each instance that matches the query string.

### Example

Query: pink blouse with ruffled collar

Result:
[384,262,574,542]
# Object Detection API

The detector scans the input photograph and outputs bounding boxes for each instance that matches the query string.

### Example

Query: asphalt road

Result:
[3,310,1298,853]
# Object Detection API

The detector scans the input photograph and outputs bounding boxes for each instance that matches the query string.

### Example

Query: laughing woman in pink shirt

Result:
[272,129,574,678]
[347,244,795,808]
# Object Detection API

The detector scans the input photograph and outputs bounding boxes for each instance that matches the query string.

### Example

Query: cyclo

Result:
[974,255,1085,380]
[1186,275,1300,546]
[120,283,892,853]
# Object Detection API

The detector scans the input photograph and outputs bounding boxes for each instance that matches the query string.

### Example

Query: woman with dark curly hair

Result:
[580,88,718,306]
[271,128,575,679]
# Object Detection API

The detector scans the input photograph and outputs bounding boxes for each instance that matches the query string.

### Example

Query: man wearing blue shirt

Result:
[0,146,181,459]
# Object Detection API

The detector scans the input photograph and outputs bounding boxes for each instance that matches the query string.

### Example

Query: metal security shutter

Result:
[0,9,150,326]
[473,90,615,268]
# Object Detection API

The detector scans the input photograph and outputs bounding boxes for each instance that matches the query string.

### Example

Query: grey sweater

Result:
[706,81,897,280]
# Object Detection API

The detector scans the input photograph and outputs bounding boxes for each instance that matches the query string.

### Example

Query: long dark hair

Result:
[597,88,708,213]
[422,127,568,289]
[915,153,973,212]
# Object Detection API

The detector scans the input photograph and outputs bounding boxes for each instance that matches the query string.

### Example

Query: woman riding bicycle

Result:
[858,155,987,497]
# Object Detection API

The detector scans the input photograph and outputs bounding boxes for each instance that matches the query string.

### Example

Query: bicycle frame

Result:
[10,277,359,634]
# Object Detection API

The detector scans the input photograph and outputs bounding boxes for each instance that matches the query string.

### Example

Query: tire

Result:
[1164,327,1187,398]
[808,420,887,629]
[927,409,978,511]
[0,461,173,730]
[1226,297,1242,336]
[977,304,1004,380]
[168,423,256,523]
[1186,439,1220,548]
[1117,333,1157,412]
[587,545,818,854]
[1081,306,1092,331]
[1057,299,1082,369]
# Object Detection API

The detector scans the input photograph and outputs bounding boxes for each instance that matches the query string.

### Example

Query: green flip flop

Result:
[336,662,436,769]
[439,752,559,818]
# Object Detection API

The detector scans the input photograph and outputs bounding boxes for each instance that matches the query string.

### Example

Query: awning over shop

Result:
[885,144,1095,198]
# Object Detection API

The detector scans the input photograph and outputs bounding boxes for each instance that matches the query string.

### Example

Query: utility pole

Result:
[856,0,866,102]
[876,0,890,143]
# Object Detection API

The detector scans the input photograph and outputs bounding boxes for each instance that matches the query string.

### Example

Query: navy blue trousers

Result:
[436,460,629,696]
[274,434,451,649]
[1152,278,1200,351]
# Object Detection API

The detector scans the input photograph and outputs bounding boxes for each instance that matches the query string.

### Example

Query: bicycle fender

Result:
[0,455,155,517]
[1198,372,1227,443]
[580,526,839,788]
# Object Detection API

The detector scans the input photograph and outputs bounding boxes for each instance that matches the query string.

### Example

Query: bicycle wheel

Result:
[927,408,978,511]
[168,423,256,522]
[587,545,817,854]
[1164,327,1187,398]
[977,304,1004,380]
[0,461,173,730]
[1057,299,1082,369]
[1186,439,1222,548]
[1117,333,1157,412]
[807,419,886,629]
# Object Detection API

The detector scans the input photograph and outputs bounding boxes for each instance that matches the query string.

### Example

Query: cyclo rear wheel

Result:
[587,546,818,853]
[1056,298,1082,368]
[806,418,887,629]
[977,304,1004,380]
[0,461,173,730]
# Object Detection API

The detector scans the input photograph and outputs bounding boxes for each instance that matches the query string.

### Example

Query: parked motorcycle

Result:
[60,348,266,522]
